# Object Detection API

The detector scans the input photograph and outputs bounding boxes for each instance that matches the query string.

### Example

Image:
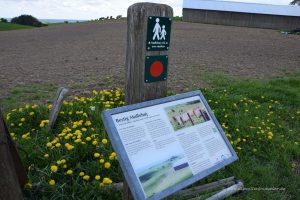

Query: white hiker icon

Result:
[160,25,166,40]
[153,18,161,40]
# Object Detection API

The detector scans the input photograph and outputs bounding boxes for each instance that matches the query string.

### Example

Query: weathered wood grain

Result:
[47,87,69,131]
[0,109,24,200]
[125,2,173,104]
[124,3,173,200]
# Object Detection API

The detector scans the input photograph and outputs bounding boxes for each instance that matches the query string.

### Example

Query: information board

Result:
[101,91,238,200]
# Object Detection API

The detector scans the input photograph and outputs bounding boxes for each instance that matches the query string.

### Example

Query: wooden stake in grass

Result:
[47,87,69,132]
[125,2,173,199]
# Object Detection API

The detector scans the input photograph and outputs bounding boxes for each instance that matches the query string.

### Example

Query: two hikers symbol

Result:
[153,18,167,41]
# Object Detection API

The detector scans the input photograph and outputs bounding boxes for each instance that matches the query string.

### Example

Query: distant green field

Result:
[0,22,34,31]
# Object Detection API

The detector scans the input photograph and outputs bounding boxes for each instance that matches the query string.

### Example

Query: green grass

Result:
[1,73,299,199]
[197,73,300,199]
[0,22,35,31]
[0,83,57,111]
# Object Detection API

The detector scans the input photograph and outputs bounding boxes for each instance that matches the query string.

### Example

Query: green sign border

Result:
[144,55,168,83]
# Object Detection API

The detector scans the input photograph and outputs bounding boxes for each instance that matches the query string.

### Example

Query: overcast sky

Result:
[0,0,294,20]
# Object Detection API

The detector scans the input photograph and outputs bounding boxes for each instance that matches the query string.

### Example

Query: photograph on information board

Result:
[137,147,193,197]
[165,99,210,131]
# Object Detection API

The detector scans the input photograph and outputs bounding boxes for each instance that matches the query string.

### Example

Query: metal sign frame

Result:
[101,91,238,200]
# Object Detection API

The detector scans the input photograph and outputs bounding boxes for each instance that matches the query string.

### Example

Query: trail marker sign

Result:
[146,16,172,51]
[144,55,168,83]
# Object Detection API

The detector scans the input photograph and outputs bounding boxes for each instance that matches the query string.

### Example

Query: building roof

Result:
[183,0,300,17]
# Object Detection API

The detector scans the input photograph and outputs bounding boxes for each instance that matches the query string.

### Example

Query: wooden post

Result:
[125,3,173,104]
[47,87,69,132]
[0,109,24,200]
[125,2,173,199]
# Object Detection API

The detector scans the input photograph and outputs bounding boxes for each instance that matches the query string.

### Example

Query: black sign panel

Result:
[146,16,172,51]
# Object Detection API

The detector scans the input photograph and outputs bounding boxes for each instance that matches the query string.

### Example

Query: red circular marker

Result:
[150,61,163,77]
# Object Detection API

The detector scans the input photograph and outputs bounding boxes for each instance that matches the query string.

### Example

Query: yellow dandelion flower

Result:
[67,145,74,151]
[95,175,101,180]
[46,142,52,147]
[268,135,273,140]
[109,155,114,160]
[99,159,105,164]
[111,152,116,157]
[93,90,98,95]
[67,169,73,175]
[24,182,32,189]
[85,121,92,126]
[92,140,98,145]
[94,153,100,158]
[103,177,112,184]
[102,138,108,144]
[55,143,61,148]
[49,179,55,186]
[74,138,82,143]
[83,175,90,181]
[104,162,111,169]
[79,172,85,176]
[50,165,58,172]
[82,128,87,132]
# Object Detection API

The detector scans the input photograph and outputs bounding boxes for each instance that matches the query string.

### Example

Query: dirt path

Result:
[0,20,299,97]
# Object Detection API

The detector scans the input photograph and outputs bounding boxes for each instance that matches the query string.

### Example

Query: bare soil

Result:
[0,20,299,97]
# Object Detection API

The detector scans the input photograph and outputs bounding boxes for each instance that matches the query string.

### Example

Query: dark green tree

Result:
[0,18,8,23]
[11,15,45,27]
[290,0,300,5]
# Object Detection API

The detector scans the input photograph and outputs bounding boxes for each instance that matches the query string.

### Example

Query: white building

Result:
[183,0,300,29]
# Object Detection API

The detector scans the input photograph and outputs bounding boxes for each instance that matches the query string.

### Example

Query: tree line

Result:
[1,15,47,27]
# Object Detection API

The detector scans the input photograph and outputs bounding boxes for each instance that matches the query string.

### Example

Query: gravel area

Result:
[0,20,299,96]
